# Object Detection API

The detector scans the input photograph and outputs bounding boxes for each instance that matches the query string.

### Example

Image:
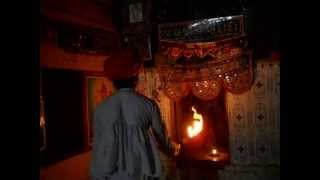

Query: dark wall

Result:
[247,1,280,58]
[40,69,85,166]
[152,0,243,22]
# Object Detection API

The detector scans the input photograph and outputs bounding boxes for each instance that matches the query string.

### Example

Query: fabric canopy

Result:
[156,15,253,101]
[156,37,253,101]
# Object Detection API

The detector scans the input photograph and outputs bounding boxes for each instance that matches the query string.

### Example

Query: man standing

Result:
[90,48,180,180]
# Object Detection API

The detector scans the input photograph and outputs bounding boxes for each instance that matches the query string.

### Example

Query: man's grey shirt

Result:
[90,88,173,179]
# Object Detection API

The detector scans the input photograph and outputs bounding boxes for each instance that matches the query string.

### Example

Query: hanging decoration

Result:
[160,36,245,61]
[162,81,190,101]
[122,0,153,62]
[191,79,222,100]
[158,15,244,42]
[157,15,253,101]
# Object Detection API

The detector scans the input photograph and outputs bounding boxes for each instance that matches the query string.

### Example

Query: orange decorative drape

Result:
[157,37,253,101]
[156,15,254,101]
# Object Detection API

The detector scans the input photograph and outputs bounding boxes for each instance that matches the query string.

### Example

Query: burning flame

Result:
[212,149,218,155]
[40,115,45,128]
[187,106,203,138]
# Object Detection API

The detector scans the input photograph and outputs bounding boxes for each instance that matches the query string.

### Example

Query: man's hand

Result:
[172,142,181,156]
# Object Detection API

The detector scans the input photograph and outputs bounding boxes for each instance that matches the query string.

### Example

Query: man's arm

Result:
[149,102,180,157]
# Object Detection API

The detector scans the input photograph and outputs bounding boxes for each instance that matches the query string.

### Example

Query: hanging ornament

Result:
[207,47,217,58]
[192,79,222,100]
[223,69,253,94]
[162,82,190,101]
[200,67,210,78]
[194,47,208,58]
[168,47,182,60]
[230,47,242,57]
[183,48,194,59]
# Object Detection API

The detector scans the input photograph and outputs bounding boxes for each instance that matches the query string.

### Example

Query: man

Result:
[90,48,180,180]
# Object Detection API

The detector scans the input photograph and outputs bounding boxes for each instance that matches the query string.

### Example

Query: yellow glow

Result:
[187,106,203,138]
[212,149,218,155]
[40,115,45,128]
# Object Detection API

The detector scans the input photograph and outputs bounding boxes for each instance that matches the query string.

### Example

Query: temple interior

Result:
[40,0,280,179]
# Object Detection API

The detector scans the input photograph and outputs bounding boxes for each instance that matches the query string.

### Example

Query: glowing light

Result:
[40,96,46,128]
[212,149,218,155]
[187,106,204,138]
[40,115,45,127]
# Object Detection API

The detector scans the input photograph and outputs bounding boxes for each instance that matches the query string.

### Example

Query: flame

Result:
[40,115,45,128]
[187,106,203,138]
[212,149,218,155]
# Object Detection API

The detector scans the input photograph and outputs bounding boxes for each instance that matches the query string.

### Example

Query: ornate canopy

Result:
[156,15,253,101]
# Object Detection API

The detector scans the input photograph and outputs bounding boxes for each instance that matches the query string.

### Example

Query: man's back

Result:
[91,88,172,179]
[96,88,154,127]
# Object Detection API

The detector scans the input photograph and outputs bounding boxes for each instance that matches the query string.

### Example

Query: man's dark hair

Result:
[112,76,139,89]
